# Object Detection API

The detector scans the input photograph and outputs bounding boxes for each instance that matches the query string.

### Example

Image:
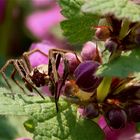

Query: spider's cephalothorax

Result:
[29,65,49,88]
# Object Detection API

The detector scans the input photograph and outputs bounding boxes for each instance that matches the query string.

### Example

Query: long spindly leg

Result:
[48,49,72,112]
[57,58,69,101]
[48,48,80,78]
[48,50,64,111]
[48,51,59,82]
[23,48,49,73]
[22,77,45,99]
[0,59,15,91]
[13,60,45,99]
[10,68,26,94]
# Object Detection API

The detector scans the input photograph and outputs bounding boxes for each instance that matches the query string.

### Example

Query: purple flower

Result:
[98,116,136,140]
[74,60,102,92]
[105,108,127,129]
[0,0,6,23]
[25,4,64,39]
[65,52,81,73]
[78,103,99,119]
[81,41,102,63]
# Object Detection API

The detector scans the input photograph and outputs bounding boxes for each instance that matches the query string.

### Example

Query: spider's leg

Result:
[56,53,62,70]
[57,57,70,102]
[0,59,15,91]
[1,72,12,90]
[23,48,49,72]
[54,82,59,112]
[14,60,45,99]
[22,77,45,99]
[48,49,59,81]
[10,68,26,94]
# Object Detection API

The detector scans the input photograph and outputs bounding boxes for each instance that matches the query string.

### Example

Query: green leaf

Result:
[0,87,104,140]
[25,98,104,140]
[96,48,140,77]
[0,116,18,140]
[58,0,84,18]
[82,0,140,22]
[61,14,99,44]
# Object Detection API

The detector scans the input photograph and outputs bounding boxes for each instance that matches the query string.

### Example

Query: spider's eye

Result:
[74,61,102,92]
[106,108,127,129]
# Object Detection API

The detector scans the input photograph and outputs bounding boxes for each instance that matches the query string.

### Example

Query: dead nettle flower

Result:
[79,103,99,119]
[81,41,102,63]
[74,60,102,92]
[98,116,136,140]
[25,3,64,39]
[64,52,81,73]
[105,108,127,129]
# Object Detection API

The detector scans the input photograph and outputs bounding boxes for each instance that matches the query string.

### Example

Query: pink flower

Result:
[98,116,137,140]
[81,41,102,63]
[29,40,56,67]
[25,4,64,39]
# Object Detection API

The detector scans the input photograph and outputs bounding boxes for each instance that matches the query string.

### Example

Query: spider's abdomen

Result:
[30,68,46,87]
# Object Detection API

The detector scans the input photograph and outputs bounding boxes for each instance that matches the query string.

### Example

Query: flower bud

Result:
[106,108,127,129]
[81,41,102,63]
[105,38,118,52]
[95,26,111,41]
[74,60,102,92]
[81,103,99,119]
[127,104,140,122]
[65,52,80,73]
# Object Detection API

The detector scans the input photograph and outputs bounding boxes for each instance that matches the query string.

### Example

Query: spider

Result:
[0,48,78,112]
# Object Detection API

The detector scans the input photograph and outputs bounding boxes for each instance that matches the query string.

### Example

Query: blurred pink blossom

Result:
[16,138,31,140]
[29,40,56,67]
[98,116,137,140]
[25,4,64,39]
[32,0,55,7]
